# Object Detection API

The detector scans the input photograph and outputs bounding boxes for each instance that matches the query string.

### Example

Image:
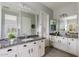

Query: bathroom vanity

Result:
[0,37,45,57]
[50,35,78,56]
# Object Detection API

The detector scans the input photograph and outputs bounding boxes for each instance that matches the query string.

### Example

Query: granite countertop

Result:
[57,35,78,39]
[50,34,78,39]
[49,32,78,39]
[0,36,45,49]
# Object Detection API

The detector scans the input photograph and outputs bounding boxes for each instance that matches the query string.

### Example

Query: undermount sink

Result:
[21,38,34,42]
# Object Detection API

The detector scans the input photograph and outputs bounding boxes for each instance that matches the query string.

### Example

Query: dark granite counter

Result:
[0,36,45,49]
[49,32,78,39]
[50,34,78,39]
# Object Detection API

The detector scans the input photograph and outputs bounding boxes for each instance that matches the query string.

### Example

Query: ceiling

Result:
[41,2,77,10]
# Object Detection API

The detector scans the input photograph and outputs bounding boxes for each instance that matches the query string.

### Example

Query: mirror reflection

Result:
[59,15,78,38]
[2,6,37,38]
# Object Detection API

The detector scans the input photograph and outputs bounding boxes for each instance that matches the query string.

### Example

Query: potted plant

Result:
[8,32,15,44]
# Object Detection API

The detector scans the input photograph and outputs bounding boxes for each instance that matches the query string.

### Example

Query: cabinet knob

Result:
[15,54,17,57]
[23,45,27,47]
[34,42,36,44]
[7,49,12,52]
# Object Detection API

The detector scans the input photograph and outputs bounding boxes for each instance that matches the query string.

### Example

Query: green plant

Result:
[8,33,15,40]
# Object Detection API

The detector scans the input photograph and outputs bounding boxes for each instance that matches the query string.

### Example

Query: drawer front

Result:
[1,46,17,54]
[68,38,77,43]
[67,38,77,55]
[0,46,17,57]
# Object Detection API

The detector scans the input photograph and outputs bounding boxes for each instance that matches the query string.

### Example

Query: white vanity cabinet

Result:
[52,36,62,49]
[30,41,39,57]
[50,35,54,44]
[56,36,62,49]
[50,35,77,56]
[51,36,58,48]
[17,41,38,57]
[0,46,18,57]
[17,43,31,57]
[59,37,68,51]
[0,39,45,57]
[17,39,45,57]
[67,38,77,55]
[38,39,45,57]
[29,40,45,57]
[50,36,67,50]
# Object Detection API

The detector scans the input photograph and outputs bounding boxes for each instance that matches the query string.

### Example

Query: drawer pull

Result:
[15,54,17,57]
[7,49,12,52]
[24,45,27,47]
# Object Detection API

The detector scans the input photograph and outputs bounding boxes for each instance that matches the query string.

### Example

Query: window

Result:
[4,14,17,38]
[21,15,31,35]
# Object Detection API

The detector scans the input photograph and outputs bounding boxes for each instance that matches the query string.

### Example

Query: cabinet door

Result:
[54,36,62,49]
[60,37,68,51]
[51,36,55,42]
[0,46,17,57]
[38,40,45,57]
[50,36,55,46]
[0,50,2,57]
[52,36,58,48]
[30,41,39,57]
[18,41,39,57]
[52,36,68,52]
[40,40,45,56]
[49,35,52,40]
[17,43,31,57]
[67,38,77,55]
[77,39,79,56]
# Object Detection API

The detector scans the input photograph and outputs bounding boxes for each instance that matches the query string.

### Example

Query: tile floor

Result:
[44,47,77,57]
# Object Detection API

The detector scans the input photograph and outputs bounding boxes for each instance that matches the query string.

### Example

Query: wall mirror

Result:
[1,4,37,38]
[59,15,78,38]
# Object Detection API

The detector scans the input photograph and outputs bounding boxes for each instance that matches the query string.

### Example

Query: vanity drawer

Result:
[0,46,17,57]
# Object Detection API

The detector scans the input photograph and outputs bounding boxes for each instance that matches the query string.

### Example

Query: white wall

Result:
[24,2,53,19]
[1,2,53,19]
[53,3,78,19]
[0,5,2,38]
